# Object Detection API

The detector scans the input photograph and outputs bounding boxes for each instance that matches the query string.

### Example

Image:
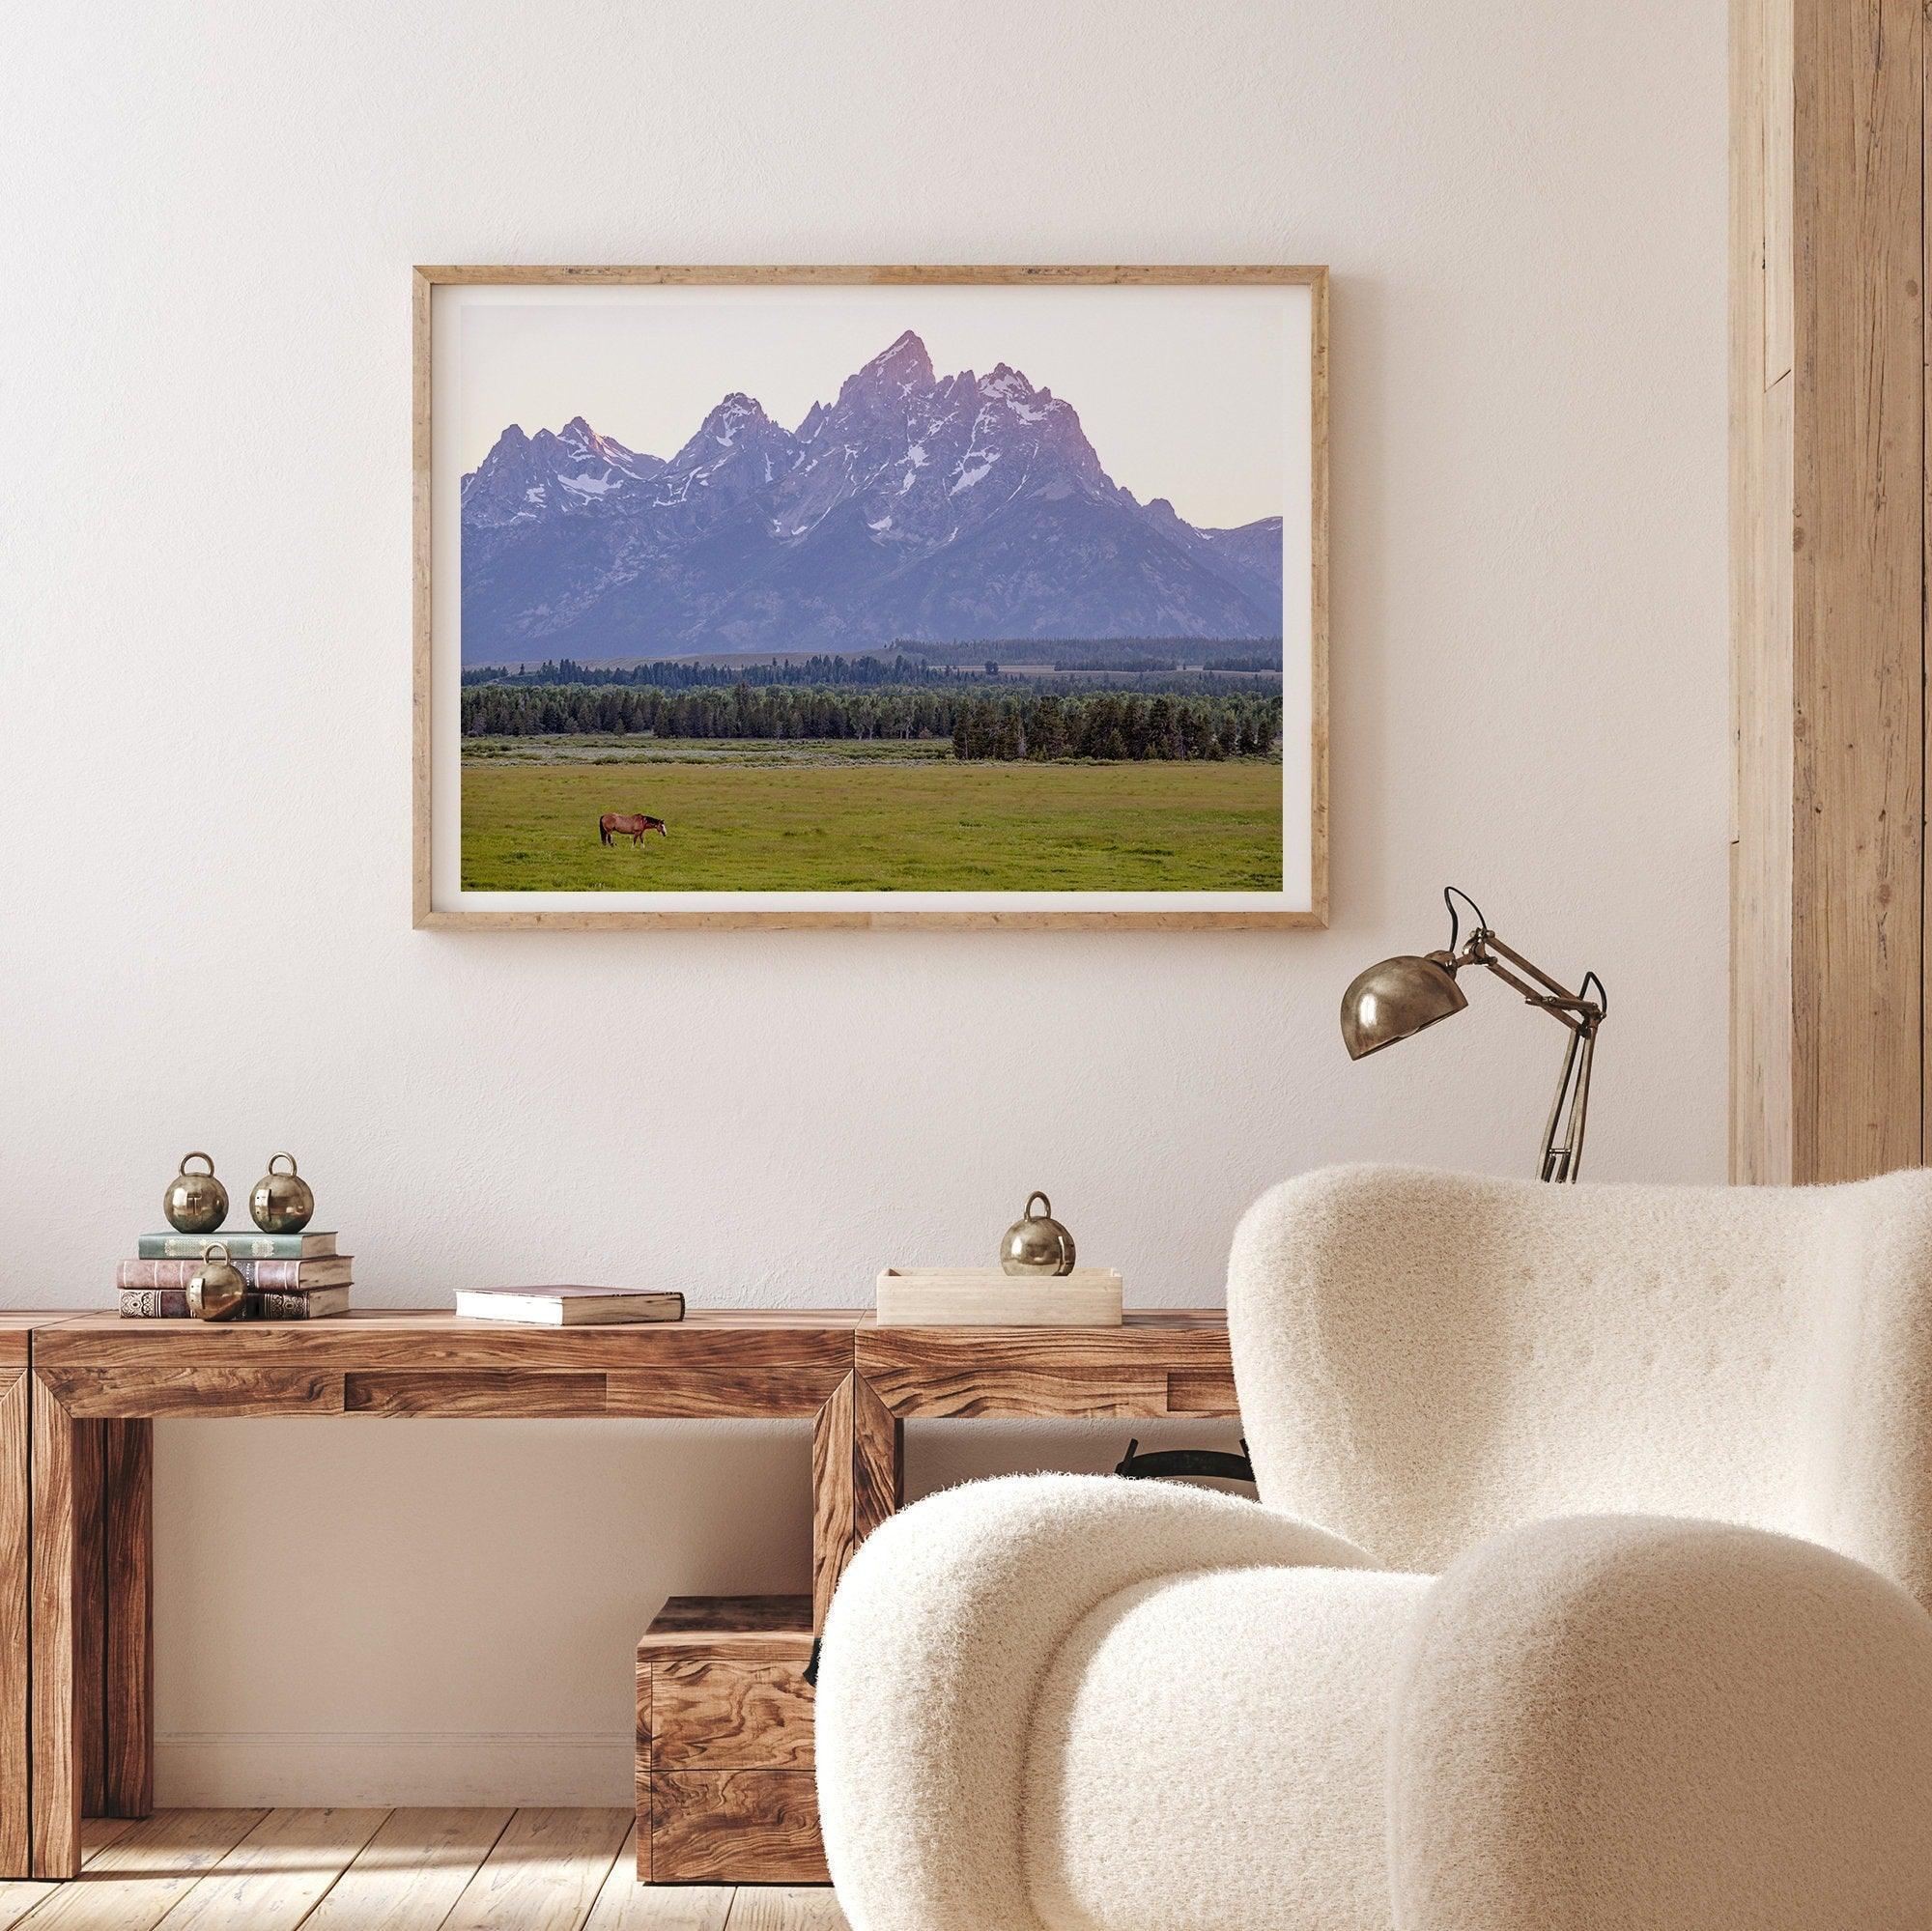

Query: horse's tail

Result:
[599,818,611,845]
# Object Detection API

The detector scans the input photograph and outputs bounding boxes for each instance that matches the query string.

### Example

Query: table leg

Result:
[809,1373,905,1631]
[103,1420,153,1818]
[74,1422,104,1820]
[810,1376,854,1632]
[30,1375,80,1877]
[852,1372,903,1547]
[0,1371,29,1877]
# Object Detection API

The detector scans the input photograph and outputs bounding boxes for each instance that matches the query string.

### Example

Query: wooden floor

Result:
[0,1812,849,1931]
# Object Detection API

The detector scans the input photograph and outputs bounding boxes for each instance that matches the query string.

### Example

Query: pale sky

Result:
[455,282,1303,531]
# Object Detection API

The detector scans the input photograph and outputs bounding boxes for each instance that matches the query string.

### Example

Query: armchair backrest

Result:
[1227,1165,1932,1604]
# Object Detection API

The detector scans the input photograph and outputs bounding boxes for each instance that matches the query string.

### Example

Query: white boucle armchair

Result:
[813,1165,1932,1930]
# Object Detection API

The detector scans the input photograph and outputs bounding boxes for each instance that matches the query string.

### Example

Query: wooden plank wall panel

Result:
[1923,20,1932,1159]
[1785,0,1924,1174]
[1788,0,1923,1182]
[1746,367,1796,1175]
[1731,0,1797,1183]
[1732,0,1925,1182]
[1763,0,1794,385]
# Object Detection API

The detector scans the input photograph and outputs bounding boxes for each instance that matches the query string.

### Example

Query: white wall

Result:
[0,0,1727,1800]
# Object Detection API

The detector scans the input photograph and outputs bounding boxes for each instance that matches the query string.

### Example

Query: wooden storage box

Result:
[637,1595,827,1885]
[875,1266,1124,1327]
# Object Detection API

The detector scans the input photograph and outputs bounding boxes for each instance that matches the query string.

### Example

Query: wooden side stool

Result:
[637,1595,829,1885]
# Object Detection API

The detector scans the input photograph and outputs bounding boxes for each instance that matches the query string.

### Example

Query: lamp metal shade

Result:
[1340,953,1467,1059]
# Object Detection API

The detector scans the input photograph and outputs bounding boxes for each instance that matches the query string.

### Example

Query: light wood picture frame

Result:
[413,266,1327,930]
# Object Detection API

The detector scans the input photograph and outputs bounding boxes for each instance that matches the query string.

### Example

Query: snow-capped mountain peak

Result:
[461,335,1285,658]
[460,415,668,526]
[670,393,788,460]
[836,329,937,406]
[656,394,802,505]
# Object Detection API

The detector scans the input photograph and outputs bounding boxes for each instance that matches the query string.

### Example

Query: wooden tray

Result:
[875,1267,1123,1327]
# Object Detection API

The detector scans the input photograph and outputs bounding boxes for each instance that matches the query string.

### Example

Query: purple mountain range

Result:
[459,330,1283,663]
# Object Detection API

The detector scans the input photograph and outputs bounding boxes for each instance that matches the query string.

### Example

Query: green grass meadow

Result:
[460,738,1282,893]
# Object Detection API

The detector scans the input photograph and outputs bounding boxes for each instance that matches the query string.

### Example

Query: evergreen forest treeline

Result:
[461,641,1281,690]
[461,679,1281,763]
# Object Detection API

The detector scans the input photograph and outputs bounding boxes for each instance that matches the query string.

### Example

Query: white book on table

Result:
[453,1286,686,1325]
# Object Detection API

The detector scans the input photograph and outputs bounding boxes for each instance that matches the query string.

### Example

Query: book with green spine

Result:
[135,1230,337,1260]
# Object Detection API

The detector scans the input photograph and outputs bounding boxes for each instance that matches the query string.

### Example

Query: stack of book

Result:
[118,1228,350,1319]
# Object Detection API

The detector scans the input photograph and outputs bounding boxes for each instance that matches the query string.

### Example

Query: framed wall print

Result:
[412,266,1326,929]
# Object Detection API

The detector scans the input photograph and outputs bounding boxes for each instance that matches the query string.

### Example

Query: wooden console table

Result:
[3,1309,1236,1883]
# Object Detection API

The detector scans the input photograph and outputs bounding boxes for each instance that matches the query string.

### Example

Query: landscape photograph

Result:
[430,274,1319,915]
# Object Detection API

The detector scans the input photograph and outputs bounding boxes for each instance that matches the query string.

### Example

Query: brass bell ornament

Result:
[249,1153,315,1234]
[1001,1191,1077,1277]
[163,1152,228,1235]
[187,1243,249,1321]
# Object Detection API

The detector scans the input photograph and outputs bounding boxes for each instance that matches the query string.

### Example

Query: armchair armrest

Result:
[1390,1515,1932,1930]
[814,1472,1377,1931]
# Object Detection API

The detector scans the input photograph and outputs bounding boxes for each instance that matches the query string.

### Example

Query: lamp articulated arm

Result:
[1340,886,1608,1183]
[1437,892,1606,1182]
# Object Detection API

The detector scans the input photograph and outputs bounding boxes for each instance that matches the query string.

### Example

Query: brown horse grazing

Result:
[600,811,668,846]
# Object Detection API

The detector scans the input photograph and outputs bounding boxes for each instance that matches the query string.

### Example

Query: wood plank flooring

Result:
[0,1813,847,1931]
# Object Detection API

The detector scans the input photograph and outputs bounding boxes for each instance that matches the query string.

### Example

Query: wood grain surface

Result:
[299,1806,511,1931]
[639,1599,813,1666]
[723,1890,849,1931]
[343,1371,609,1416]
[650,1662,815,1772]
[650,1774,826,1886]
[0,1376,27,1877]
[39,1369,346,1420]
[71,1427,103,1821]
[856,1319,1232,1416]
[151,1805,388,1931]
[0,1808,851,1928]
[102,1419,153,1818]
[587,1827,729,1929]
[873,1269,1123,1327]
[29,1379,77,1877]
[10,1809,269,1931]
[850,1372,903,1550]
[11,1308,1234,1883]
[440,1806,630,1931]
[602,1368,845,1419]
[810,1377,853,1628]
[0,1819,130,1931]
[1731,0,1927,1181]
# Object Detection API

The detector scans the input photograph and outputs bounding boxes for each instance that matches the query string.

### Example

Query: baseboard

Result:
[156,1730,635,1805]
